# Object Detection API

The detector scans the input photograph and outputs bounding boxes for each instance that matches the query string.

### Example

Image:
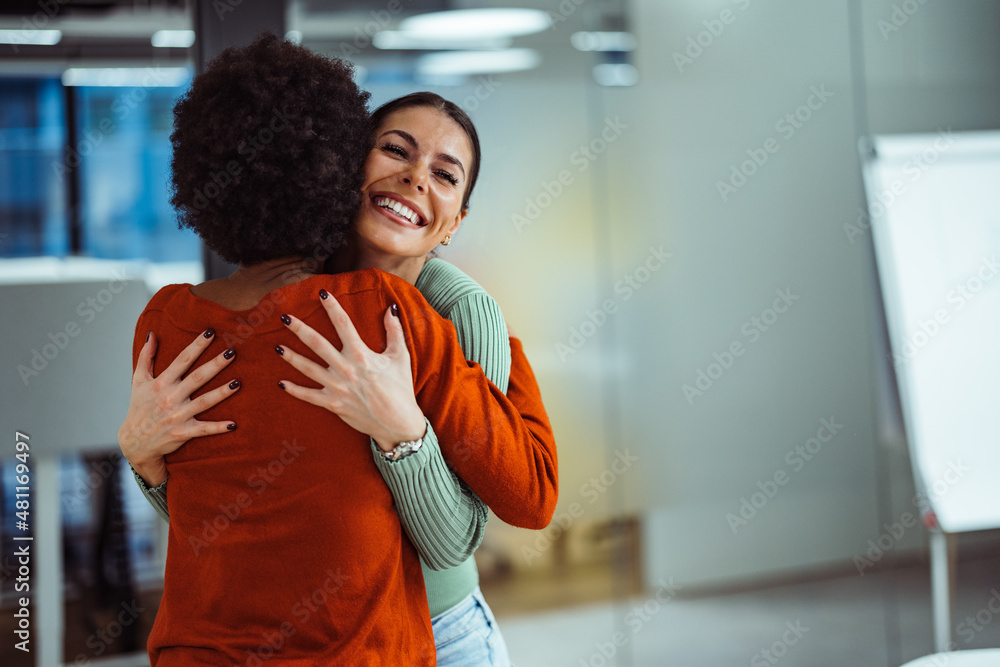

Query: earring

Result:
[441,235,451,246]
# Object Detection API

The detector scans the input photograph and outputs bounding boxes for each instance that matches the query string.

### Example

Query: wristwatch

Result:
[379,435,424,462]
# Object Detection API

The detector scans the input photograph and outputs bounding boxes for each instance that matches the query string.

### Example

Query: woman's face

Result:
[354,106,473,260]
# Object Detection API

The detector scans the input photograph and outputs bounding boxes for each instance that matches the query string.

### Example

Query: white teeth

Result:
[375,197,421,225]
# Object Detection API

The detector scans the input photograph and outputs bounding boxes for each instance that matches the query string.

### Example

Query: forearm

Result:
[414,333,558,529]
[370,420,488,570]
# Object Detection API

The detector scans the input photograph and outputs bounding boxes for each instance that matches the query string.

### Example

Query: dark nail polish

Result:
[227,423,237,431]
[319,289,329,300]
[274,345,284,356]
[145,331,151,342]
[204,328,215,338]
[281,314,291,326]
[224,348,236,360]
[390,303,400,318]
[229,380,240,390]
[277,381,286,390]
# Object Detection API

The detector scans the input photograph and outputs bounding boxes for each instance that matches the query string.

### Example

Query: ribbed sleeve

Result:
[371,259,508,566]
[370,419,488,571]
[131,465,170,523]
[415,258,510,392]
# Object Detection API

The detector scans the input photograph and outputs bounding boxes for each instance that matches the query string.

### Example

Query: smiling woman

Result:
[331,93,482,285]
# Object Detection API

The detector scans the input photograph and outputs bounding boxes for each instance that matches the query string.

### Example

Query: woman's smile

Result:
[355,106,473,262]
[369,191,428,228]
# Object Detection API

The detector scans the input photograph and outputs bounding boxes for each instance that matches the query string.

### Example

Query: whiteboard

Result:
[861,130,1000,534]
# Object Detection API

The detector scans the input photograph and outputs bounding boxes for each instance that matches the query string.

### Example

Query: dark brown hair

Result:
[370,92,481,212]
[169,32,373,266]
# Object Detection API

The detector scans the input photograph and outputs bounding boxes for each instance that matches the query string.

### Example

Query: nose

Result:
[400,166,426,192]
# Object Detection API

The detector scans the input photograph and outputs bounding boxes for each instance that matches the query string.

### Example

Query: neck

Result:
[330,236,427,286]
[229,256,322,289]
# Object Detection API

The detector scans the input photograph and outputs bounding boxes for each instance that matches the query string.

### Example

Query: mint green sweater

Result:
[132,257,510,618]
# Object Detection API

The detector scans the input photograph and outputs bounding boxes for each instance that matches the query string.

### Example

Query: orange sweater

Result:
[132,268,557,665]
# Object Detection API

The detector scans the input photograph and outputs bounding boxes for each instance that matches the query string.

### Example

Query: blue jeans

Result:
[431,587,512,666]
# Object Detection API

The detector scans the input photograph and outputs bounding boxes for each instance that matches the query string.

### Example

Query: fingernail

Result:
[229,379,240,390]
[224,348,236,360]
[319,289,329,300]
[227,423,237,431]
[274,345,284,356]
[146,331,151,342]
[281,314,291,326]
[204,328,215,339]
[390,303,400,318]
[277,381,286,390]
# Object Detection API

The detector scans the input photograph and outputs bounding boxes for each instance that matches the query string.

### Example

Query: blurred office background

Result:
[1,1,999,665]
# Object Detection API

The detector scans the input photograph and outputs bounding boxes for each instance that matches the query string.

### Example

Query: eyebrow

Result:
[378,129,466,178]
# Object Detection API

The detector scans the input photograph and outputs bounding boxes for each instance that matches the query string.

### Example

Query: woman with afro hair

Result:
[120,32,556,666]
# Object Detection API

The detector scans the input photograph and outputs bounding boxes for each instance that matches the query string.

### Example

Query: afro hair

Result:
[169,32,373,266]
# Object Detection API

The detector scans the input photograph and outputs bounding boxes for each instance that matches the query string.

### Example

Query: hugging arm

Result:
[278,280,558,530]
[121,325,489,568]
[121,329,240,521]
[366,280,510,568]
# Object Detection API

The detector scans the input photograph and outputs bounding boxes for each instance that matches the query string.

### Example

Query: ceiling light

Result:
[400,9,551,40]
[373,31,512,51]
[592,63,638,87]
[62,67,191,88]
[572,31,637,52]
[416,49,540,77]
[0,29,62,46]
[151,30,195,48]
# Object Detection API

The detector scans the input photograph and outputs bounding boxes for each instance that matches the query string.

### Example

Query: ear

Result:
[446,208,467,237]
